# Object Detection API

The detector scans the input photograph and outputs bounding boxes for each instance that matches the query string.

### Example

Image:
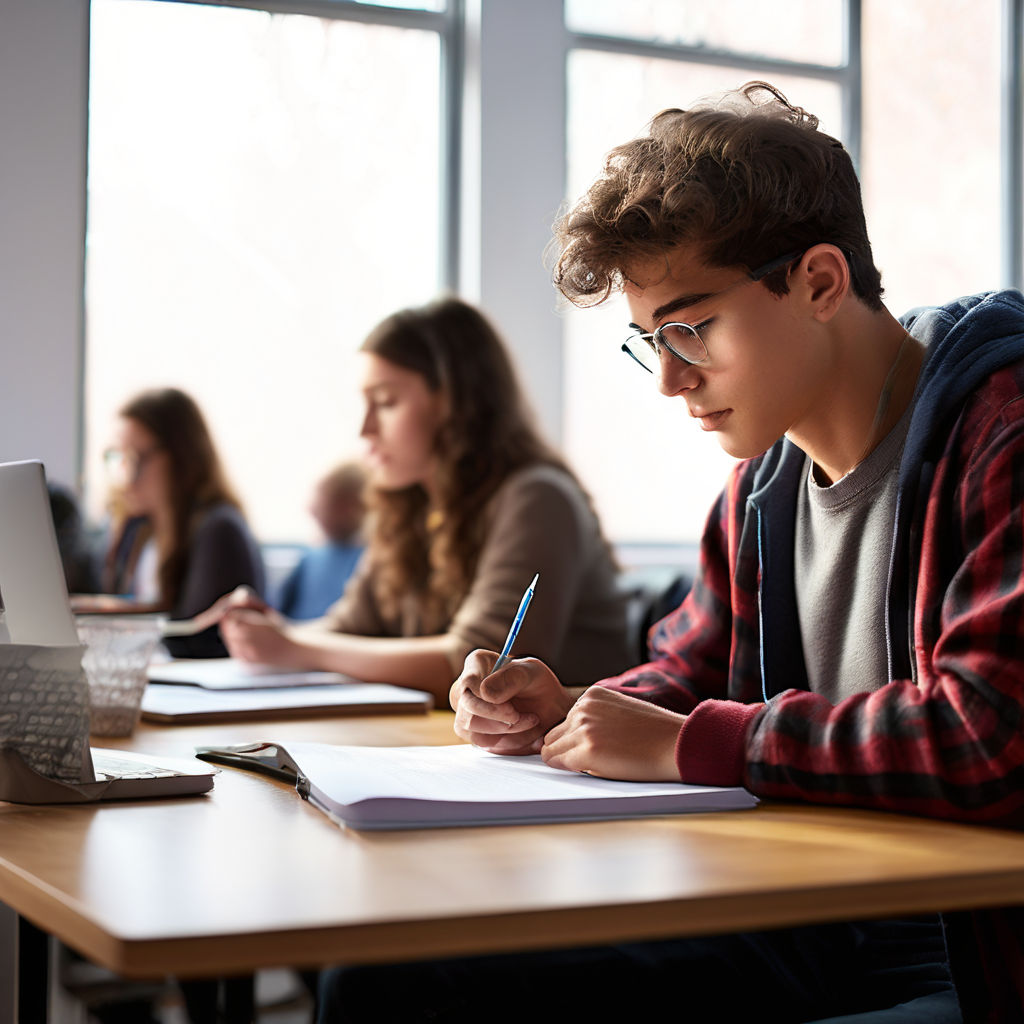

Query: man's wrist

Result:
[676,700,763,787]
[553,684,585,726]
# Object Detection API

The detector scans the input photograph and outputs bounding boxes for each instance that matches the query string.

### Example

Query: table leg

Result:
[17,916,48,1024]
[181,975,254,1024]
[222,975,255,1024]
[0,903,15,1024]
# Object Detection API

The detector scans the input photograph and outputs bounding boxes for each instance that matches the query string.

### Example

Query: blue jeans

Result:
[318,915,959,1023]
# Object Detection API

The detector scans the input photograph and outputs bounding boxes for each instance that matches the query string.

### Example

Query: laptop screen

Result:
[0,460,80,646]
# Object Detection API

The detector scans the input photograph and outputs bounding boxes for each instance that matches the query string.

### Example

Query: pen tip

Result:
[530,573,539,588]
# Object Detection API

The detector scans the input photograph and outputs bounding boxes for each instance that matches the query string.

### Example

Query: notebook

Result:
[148,657,363,690]
[0,459,216,802]
[141,681,432,723]
[196,740,758,830]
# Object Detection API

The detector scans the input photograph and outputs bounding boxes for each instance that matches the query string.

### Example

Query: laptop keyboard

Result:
[90,751,185,781]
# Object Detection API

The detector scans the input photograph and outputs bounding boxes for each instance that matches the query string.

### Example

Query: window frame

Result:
[566,0,863,169]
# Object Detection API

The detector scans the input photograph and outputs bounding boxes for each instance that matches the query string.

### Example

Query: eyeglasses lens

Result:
[104,448,133,483]
[623,323,707,373]
[660,324,707,363]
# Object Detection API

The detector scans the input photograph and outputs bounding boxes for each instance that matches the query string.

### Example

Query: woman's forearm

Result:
[286,626,470,704]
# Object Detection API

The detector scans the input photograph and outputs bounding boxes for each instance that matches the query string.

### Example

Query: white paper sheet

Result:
[267,741,758,830]
[147,657,356,689]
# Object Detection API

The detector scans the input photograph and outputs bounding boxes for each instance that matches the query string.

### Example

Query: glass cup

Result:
[74,614,166,737]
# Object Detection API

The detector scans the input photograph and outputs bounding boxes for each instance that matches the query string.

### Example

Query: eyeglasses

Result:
[103,446,163,485]
[621,250,803,374]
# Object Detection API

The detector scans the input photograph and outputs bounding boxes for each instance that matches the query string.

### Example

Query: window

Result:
[77,0,1020,552]
[561,0,1014,544]
[860,0,1003,315]
[85,0,448,541]
[565,0,846,66]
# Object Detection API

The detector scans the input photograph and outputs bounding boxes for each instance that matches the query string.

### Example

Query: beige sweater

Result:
[322,465,633,685]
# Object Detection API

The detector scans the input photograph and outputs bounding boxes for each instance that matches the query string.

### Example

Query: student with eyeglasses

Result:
[77,387,265,658]
[320,82,1024,1021]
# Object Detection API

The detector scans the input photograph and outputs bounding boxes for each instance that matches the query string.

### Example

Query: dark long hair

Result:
[104,388,241,609]
[361,297,571,631]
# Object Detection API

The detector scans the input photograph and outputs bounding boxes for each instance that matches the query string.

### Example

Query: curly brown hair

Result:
[552,81,883,310]
[360,298,572,633]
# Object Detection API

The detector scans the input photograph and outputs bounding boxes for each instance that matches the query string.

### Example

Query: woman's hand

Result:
[189,585,271,635]
[450,650,577,755]
[540,686,685,781]
[220,608,304,667]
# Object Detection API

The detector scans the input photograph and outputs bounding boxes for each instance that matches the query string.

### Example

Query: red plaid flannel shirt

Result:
[604,357,1024,822]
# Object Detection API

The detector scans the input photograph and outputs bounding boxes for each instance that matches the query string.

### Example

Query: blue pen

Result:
[492,573,538,671]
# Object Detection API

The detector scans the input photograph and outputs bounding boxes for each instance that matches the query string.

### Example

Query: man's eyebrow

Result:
[650,291,716,323]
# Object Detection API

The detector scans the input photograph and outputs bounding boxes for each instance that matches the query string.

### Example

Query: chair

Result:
[623,571,693,664]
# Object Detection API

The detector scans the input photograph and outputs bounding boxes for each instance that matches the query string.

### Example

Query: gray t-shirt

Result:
[794,407,913,703]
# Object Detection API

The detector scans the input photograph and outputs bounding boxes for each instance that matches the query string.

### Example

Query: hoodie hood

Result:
[900,289,1024,489]
[885,290,1024,679]
[749,290,1024,696]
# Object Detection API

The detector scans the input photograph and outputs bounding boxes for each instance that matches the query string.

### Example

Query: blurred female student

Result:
[88,387,265,658]
[215,297,632,701]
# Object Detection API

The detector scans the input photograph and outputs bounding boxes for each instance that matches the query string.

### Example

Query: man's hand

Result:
[220,608,302,667]
[450,650,577,755]
[541,686,685,781]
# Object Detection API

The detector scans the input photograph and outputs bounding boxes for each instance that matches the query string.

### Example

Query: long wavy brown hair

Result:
[103,388,241,609]
[361,298,571,633]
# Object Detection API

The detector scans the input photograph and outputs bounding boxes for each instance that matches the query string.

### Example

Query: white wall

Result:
[0,0,89,490]
[0,0,569,495]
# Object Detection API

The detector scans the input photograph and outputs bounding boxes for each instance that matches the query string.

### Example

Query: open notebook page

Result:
[218,741,758,830]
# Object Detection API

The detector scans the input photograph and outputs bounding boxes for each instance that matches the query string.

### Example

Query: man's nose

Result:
[657,352,701,397]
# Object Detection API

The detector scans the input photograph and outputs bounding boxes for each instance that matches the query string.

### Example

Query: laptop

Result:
[0,459,215,801]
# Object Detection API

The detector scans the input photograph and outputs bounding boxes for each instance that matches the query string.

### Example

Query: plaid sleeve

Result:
[687,366,1024,825]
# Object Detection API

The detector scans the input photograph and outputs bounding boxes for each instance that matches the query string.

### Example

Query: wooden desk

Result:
[3,712,1024,984]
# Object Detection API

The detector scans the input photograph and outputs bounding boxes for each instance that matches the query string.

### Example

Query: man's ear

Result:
[797,244,850,323]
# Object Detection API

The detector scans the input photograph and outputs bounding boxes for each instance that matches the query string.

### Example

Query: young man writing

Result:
[320,82,1024,1021]
[450,83,1024,1021]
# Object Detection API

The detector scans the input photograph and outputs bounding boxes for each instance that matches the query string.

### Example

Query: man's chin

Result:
[716,435,777,462]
